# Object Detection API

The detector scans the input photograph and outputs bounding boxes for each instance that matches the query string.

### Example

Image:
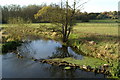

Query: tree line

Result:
[0,4,118,24]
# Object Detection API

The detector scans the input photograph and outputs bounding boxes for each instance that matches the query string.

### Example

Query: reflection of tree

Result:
[17,41,37,58]
[43,65,76,78]
[48,45,74,58]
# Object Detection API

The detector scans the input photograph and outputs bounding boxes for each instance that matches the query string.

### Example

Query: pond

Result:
[2,39,106,78]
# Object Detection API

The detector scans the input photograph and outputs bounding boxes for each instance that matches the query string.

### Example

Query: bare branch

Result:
[76,0,81,5]
[76,0,90,9]
[76,2,87,9]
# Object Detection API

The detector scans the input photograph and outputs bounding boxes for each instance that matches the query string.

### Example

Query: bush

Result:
[7,17,31,24]
[2,41,22,53]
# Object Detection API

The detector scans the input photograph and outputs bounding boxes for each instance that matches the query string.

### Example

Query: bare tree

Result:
[35,0,87,42]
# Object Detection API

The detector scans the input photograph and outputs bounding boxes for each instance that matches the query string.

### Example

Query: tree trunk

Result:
[62,0,76,43]
[63,0,69,43]
[63,33,68,42]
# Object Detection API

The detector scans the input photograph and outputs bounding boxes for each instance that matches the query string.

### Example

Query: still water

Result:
[2,40,106,78]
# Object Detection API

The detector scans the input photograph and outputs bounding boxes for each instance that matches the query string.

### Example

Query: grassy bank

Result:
[68,22,119,78]
[1,22,119,78]
[47,57,109,68]
[1,23,61,42]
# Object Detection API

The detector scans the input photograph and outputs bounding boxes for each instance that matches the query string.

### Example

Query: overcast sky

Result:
[0,0,119,12]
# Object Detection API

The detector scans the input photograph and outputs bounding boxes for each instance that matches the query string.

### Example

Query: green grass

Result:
[68,22,119,78]
[1,21,119,78]
[47,57,109,68]
[90,19,118,23]
[2,22,118,36]
[1,23,52,28]
[74,23,118,36]
[69,24,119,60]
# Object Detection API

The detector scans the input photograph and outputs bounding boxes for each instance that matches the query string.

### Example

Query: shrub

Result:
[7,17,32,25]
[2,41,22,53]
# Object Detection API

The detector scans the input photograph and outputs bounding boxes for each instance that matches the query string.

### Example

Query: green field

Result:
[74,23,118,36]
[1,22,118,35]
[89,19,118,23]
[1,21,119,78]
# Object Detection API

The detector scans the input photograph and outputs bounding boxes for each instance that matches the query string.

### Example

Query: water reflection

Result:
[17,40,83,59]
[0,55,2,79]
[48,45,74,58]
[2,39,106,78]
[2,53,106,78]
[17,40,62,59]
[42,64,105,78]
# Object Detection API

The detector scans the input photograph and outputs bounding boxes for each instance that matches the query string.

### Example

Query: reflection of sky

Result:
[18,40,83,59]
[0,55,2,79]
[68,47,83,60]
[18,40,62,59]
[2,53,105,78]
[0,0,119,12]
[2,40,106,78]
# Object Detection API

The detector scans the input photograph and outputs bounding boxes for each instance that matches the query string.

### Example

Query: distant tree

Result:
[8,5,22,18]
[97,13,108,19]
[2,6,9,23]
[88,13,98,20]
[81,12,89,22]
[21,5,44,23]
[109,11,118,19]
[96,11,118,19]
[76,12,89,22]
[0,6,1,23]
[35,0,87,42]
[1,4,44,23]
[1,4,118,24]
[2,5,22,23]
